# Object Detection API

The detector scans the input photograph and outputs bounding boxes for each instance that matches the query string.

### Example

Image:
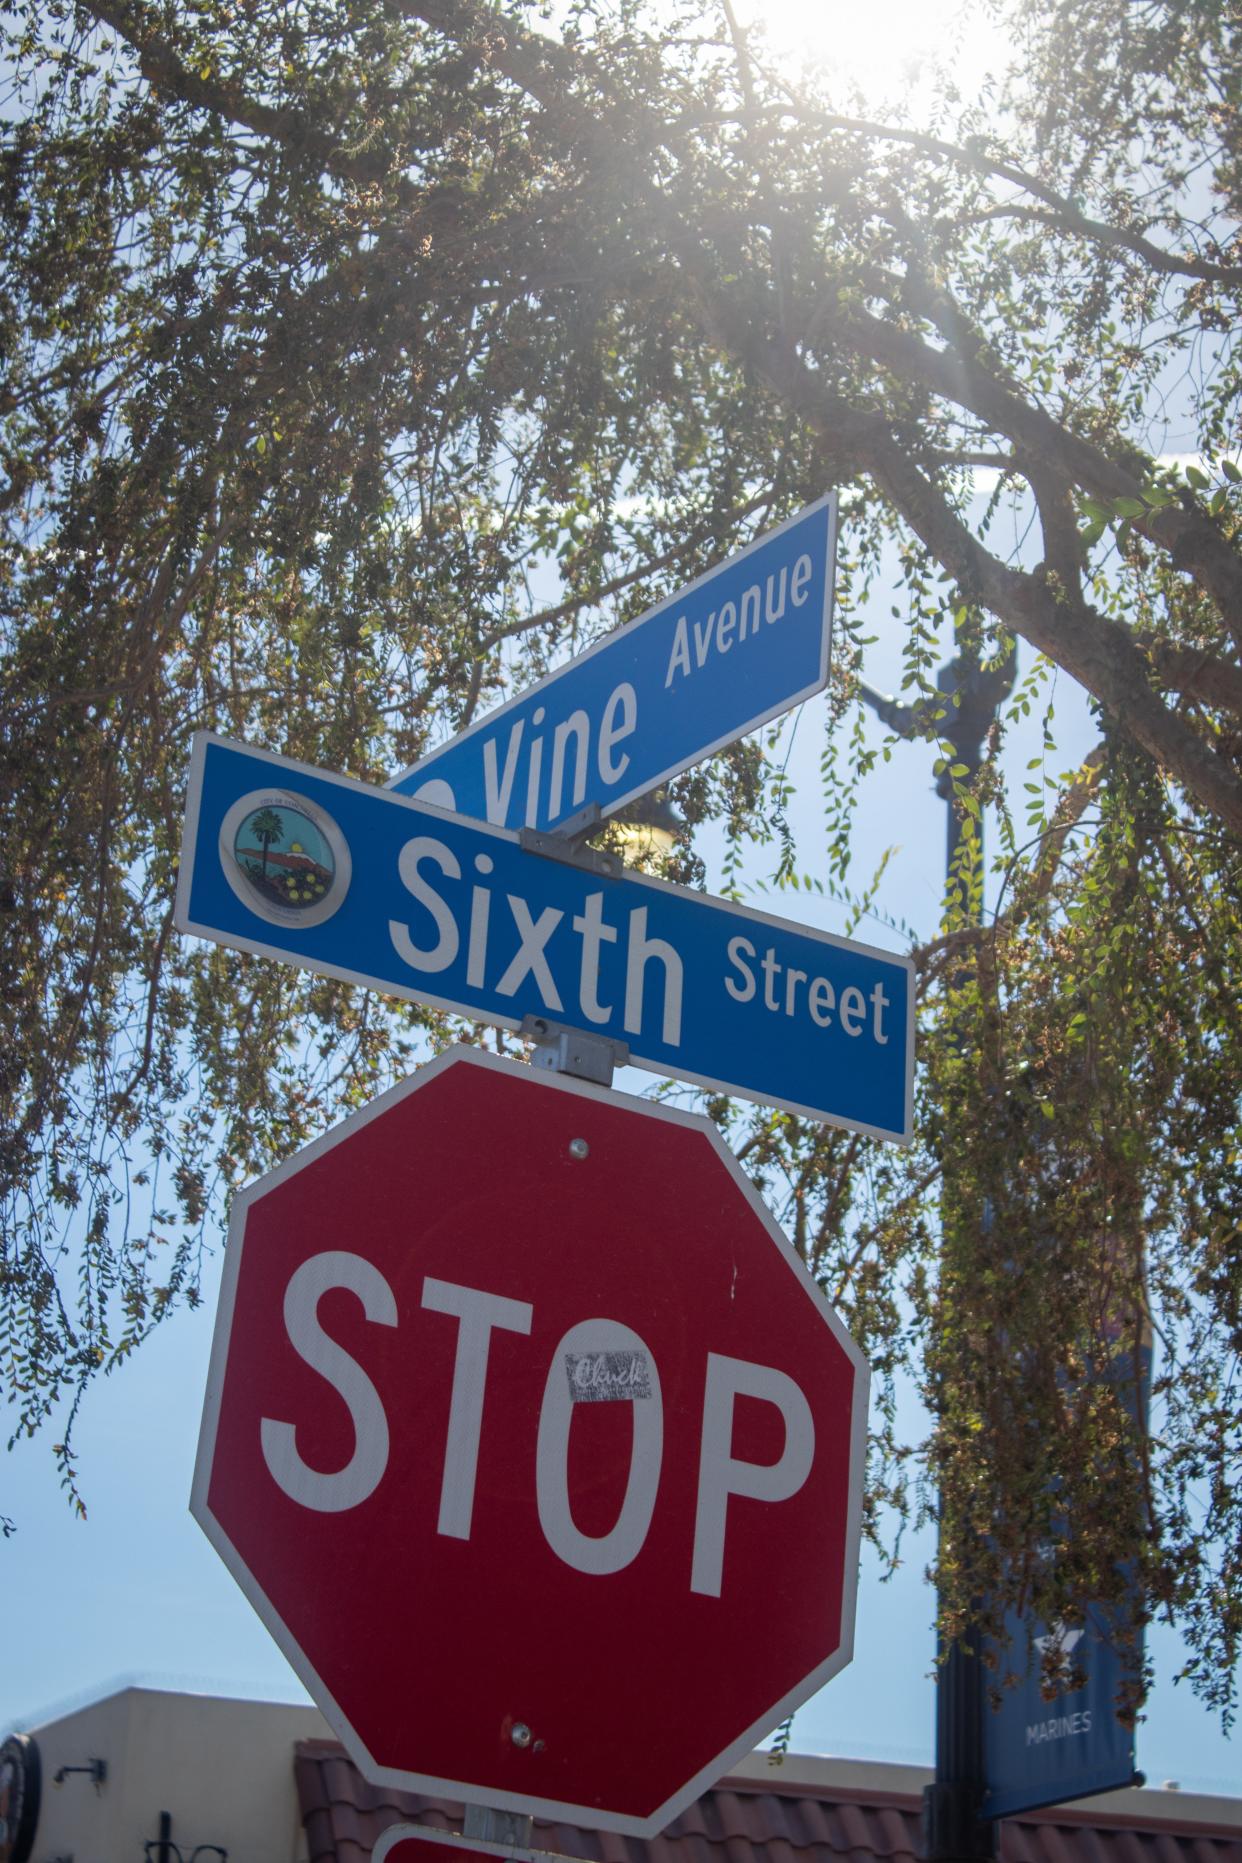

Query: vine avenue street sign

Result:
[191,1048,869,1835]
[388,497,836,831]
[176,732,914,1142]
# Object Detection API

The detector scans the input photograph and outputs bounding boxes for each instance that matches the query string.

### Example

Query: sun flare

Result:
[731,0,1012,108]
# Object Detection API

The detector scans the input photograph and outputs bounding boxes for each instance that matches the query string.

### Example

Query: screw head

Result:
[568,1138,589,1161]
[511,1721,533,1748]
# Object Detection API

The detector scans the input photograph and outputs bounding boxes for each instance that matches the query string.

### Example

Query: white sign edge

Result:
[175,730,915,1146]
[385,494,838,815]
[190,1045,871,1841]
[372,1825,596,1863]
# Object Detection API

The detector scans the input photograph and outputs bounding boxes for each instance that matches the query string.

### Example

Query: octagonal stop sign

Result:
[192,1047,868,1836]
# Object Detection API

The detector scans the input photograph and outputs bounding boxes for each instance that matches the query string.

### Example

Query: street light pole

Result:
[859,638,1016,1863]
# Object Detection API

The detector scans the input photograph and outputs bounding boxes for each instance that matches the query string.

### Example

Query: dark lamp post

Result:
[859,638,1016,1863]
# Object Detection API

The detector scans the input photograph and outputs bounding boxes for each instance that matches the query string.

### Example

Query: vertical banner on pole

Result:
[981,1308,1151,1818]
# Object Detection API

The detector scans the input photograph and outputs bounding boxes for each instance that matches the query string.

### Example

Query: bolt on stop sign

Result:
[192,1048,869,1836]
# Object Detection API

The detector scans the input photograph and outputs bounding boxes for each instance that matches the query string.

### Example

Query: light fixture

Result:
[610,790,684,865]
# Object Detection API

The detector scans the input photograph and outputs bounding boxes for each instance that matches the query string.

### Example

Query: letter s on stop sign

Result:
[192,1047,869,1837]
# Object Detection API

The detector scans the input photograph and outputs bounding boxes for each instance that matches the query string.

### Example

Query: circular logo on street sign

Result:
[219,788,351,929]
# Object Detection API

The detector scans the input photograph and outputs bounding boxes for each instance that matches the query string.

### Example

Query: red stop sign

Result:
[193,1048,868,1836]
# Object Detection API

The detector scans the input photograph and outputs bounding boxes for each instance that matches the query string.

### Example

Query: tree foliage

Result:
[2,0,1240,1719]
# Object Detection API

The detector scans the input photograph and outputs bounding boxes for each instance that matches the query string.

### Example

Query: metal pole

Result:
[860,640,1014,1863]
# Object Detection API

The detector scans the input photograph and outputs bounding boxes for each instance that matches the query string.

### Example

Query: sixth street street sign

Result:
[389,497,836,830]
[176,733,914,1142]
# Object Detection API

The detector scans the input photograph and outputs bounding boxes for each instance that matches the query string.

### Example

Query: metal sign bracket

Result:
[463,1806,534,1849]
[518,805,621,879]
[520,1015,629,1088]
[518,800,628,1088]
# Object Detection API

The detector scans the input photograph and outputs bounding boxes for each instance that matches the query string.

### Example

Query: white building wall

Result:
[26,1688,331,1863]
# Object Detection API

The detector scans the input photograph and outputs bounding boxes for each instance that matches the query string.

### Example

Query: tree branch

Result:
[1149,644,1242,715]
[781,105,1242,289]
[832,296,1242,653]
[703,299,1242,831]
[953,201,1242,290]
[81,0,392,184]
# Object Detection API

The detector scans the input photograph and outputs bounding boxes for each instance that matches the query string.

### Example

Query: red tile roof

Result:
[294,1744,1242,1863]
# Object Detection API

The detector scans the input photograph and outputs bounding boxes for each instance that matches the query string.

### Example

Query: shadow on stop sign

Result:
[192,1049,868,1836]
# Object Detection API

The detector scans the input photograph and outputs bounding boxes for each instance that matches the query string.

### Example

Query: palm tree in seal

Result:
[249,807,284,876]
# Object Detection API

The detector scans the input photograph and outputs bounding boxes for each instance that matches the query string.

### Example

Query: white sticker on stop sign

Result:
[565,1349,652,1401]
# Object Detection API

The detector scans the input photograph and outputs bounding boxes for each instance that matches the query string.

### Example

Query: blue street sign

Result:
[389,497,836,829]
[177,733,913,1142]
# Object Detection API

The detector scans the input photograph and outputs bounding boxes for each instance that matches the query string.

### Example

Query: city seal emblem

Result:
[218,787,352,929]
